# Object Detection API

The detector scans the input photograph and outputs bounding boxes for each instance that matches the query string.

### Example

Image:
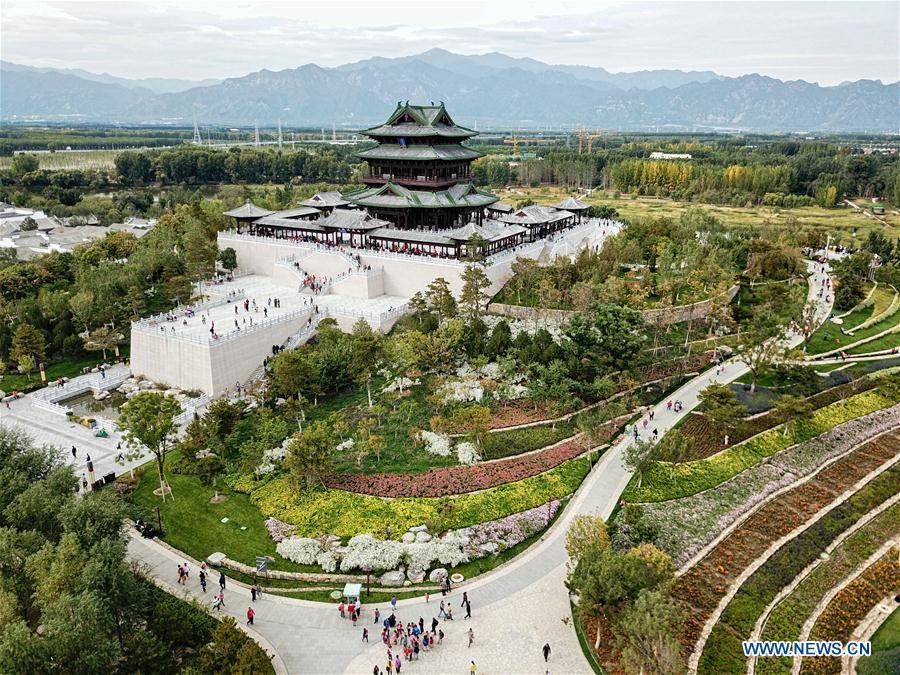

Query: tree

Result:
[565,514,609,563]
[425,277,457,323]
[117,392,181,501]
[615,589,684,675]
[509,257,540,304]
[653,432,695,484]
[216,247,238,272]
[350,319,383,408]
[459,264,491,318]
[11,154,39,177]
[285,422,332,488]
[20,217,38,232]
[564,303,646,378]
[734,314,787,392]
[408,291,428,322]
[772,394,813,436]
[382,332,420,393]
[451,405,491,456]
[83,326,124,360]
[698,383,746,444]
[622,439,656,489]
[9,323,46,367]
[199,617,273,674]
[68,290,95,334]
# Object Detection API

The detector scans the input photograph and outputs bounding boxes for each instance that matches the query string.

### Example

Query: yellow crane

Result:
[578,129,606,154]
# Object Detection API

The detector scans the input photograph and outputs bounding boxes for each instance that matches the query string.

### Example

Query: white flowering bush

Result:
[335,438,355,452]
[276,536,322,564]
[256,441,289,476]
[434,531,470,566]
[493,382,529,402]
[382,377,420,393]
[404,542,440,572]
[439,378,483,404]
[455,441,481,465]
[339,534,404,572]
[316,549,339,573]
[419,430,452,457]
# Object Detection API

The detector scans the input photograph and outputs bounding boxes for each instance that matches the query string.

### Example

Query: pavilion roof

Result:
[552,197,590,211]
[223,200,274,219]
[269,206,321,220]
[356,144,481,161]
[252,216,325,233]
[344,181,497,210]
[445,222,527,242]
[318,209,390,231]
[499,204,575,226]
[299,191,351,208]
[368,228,456,246]
[361,102,476,139]
[486,202,514,213]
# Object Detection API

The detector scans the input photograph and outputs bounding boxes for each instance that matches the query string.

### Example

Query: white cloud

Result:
[1,0,897,84]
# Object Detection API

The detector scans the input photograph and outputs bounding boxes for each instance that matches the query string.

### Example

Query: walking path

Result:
[106,261,832,673]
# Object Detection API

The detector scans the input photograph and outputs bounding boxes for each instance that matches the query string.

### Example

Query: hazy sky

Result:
[2,0,898,85]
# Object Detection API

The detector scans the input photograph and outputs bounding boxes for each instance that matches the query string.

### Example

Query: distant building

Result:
[649,151,692,160]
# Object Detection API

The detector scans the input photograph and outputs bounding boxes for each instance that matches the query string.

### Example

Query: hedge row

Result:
[624,386,900,503]
[695,463,900,674]
[756,502,900,675]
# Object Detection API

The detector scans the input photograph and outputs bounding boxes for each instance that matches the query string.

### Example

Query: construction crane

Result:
[503,135,556,157]
[577,129,606,154]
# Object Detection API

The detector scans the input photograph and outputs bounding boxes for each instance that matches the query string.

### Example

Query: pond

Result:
[62,390,128,421]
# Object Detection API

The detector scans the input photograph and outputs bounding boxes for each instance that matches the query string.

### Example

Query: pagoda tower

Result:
[344,101,497,230]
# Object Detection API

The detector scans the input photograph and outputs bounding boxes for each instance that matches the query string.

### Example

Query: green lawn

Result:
[848,330,900,355]
[129,461,315,574]
[871,606,900,652]
[807,305,876,354]
[856,606,900,675]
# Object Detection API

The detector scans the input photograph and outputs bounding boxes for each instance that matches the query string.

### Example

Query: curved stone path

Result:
[122,261,832,674]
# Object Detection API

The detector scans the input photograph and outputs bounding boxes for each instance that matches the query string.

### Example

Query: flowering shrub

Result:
[419,431,452,457]
[252,459,588,538]
[325,436,589,497]
[316,549,339,572]
[336,438,355,452]
[382,377,420,393]
[756,503,900,675]
[626,387,900,503]
[686,453,900,668]
[456,441,481,465]
[438,378,484,404]
[466,499,560,554]
[265,517,296,543]
[276,536,322,564]
[644,404,900,565]
[339,534,404,572]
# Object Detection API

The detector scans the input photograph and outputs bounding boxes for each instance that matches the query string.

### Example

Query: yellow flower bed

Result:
[249,458,589,538]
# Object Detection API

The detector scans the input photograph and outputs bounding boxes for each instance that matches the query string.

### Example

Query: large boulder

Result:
[409,524,429,533]
[379,570,406,587]
[478,542,500,556]
[207,552,227,567]
[415,531,432,543]
[407,568,425,583]
[401,532,416,544]
[428,568,448,583]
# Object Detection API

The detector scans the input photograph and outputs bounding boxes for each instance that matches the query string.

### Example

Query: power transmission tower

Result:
[254,121,260,147]
[332,122,336,141]
[192,113,202,145]
[277,119,283,148]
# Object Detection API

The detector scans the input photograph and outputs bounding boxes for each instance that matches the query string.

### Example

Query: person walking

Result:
[465,600,472,618]
[219,572,226,591]
[217,590,225,608]
[468,628,475,647]
[391,595,397,612]
[251,586,257,602]
[374,608,380,624]
[438,600,446,618]
[71,446,77,459]
[470,661,476,675]
[446,606,453,621]
[362,628,369,643]
[199,570,207,593]
[543,643,552,662]
[246,606,255,625]
[461,591,468,608]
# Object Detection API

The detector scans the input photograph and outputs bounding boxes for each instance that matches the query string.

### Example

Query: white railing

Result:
[133,294,245,331]
[328,303,408,323]
[31,365,130,403]
[173,394,211,426]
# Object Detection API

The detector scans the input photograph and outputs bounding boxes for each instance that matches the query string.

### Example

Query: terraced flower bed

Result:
[755,502,900,675]
[675,377,881,460]
[643,405,900,565]
[802,551,900,674]
[249,457,590,538]
[324,423,617,497]
[624,386,900,503]
[689,454,900,674]
[674,431,900,656]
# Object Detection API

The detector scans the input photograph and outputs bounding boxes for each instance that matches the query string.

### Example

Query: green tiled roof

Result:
[361,101,476,139]
[356,144,481,161]
[344,181,498,210]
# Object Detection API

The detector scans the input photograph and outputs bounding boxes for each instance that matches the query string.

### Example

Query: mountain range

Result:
[2,49,897,132]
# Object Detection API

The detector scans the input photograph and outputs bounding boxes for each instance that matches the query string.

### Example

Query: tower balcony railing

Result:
[362,175,466,189]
